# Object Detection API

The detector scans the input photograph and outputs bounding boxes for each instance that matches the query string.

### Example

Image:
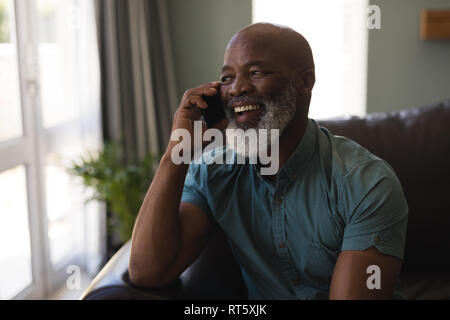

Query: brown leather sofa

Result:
[81,99,450,300]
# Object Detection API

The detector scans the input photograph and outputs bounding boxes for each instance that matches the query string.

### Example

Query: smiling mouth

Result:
[234,104,261,115]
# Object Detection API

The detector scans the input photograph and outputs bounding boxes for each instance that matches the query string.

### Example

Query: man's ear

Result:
[296,68,315,94]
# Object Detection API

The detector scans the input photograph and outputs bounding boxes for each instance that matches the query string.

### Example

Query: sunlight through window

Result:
[253,0,368,119]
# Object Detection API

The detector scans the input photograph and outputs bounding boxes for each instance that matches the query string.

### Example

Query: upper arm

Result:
[329,246,402,299]
[156,201,213,286]
[339,160,408,257]
[330,160,408,299]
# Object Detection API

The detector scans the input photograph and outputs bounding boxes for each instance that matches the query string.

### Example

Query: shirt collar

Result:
[253,118,318,184]
[280,118,318,180]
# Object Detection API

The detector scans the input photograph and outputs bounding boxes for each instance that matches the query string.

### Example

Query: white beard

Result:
[225,82,297,159]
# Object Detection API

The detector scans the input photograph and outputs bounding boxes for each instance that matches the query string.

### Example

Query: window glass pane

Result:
[41,0,103,270]
[84,200,104,275]
[0,0,23,142]
[0,166,32,299]
[45,144,86,267]
[253,0,368,119]
[37,0,80,128]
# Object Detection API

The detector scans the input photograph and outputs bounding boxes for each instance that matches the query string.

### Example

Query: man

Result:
[129,23,408,299]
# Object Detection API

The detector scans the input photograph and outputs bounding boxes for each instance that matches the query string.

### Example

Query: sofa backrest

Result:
[319,100,450,273]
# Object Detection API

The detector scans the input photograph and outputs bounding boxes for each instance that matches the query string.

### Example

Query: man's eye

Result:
[250,71,266,77]
[221,75,232,83]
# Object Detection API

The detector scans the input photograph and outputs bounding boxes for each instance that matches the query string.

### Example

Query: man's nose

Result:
[229,74,254,97]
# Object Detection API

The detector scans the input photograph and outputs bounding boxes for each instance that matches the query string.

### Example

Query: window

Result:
[0,0,22,141]
[0,166,32,299]
[253,0,369,119]
[0,0,104,299]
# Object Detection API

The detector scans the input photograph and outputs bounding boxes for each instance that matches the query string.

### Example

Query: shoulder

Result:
[323,129,384,176]
[317,126,407,221]
[317,125,394,184]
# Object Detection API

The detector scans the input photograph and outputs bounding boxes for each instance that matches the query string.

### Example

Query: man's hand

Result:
[169,81,228,154]
[329,246,402,299]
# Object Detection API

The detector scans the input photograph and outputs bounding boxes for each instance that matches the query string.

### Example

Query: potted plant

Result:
[69,142,160,248]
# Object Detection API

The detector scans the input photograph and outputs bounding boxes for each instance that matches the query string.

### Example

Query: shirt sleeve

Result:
[181,163,213,218]
[339,159,409,260]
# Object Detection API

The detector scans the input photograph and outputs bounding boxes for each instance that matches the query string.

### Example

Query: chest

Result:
[210,168,344,254]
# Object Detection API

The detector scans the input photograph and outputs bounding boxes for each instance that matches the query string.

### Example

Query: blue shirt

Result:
[181,118,408,299]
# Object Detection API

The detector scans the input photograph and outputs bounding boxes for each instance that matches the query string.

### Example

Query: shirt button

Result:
[276,197,282,205]
[279,242,286,249]
[374,236,380,242]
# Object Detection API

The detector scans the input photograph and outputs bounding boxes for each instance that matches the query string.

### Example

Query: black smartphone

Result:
[201,93,226,128]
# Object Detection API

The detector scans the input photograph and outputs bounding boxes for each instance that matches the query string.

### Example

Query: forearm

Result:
[129,148,189,285]
[128,81,223,286]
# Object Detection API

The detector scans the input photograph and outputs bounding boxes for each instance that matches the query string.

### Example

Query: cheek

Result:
[257,80,288,100]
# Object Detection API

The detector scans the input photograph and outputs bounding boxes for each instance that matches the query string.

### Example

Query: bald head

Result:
[226,23,315,73]
[220,22,316,135]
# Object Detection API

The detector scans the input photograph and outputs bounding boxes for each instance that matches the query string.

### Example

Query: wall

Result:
[367,0,450,113]
[166,0,450,113]
[166,0,252,99]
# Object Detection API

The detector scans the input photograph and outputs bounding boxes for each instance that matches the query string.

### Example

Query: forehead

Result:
[223,34,287,70]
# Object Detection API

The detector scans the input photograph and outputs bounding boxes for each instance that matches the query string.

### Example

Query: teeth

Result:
[234,105,260,113]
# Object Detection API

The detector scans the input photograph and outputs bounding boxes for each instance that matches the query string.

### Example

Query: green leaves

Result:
[68,143,161,244]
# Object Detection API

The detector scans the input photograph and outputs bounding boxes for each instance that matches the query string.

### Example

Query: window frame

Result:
[0,0,105,299]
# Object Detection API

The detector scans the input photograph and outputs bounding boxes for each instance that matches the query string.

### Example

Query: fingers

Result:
[182,81,221,109]
[197,81,220,94]
[203,86,218,97]
[183,82,219,97]
[172,81,222,135]
[187,95,207,109]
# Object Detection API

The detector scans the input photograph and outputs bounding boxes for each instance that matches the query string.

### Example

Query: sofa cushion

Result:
[398,272,450,299]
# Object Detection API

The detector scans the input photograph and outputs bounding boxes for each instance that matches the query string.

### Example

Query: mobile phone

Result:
[201,93,226,128]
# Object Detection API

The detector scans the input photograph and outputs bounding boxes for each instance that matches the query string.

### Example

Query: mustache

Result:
[226,96,263,109]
